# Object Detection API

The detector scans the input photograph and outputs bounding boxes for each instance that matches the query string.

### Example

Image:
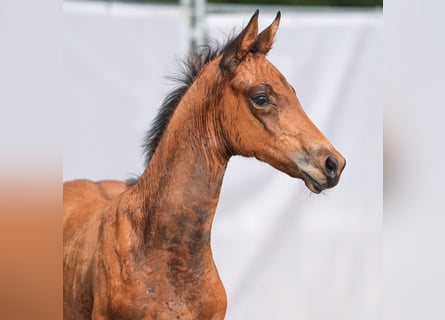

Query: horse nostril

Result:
[324,156,338,178]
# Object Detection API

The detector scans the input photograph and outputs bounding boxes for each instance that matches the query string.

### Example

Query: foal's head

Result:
[216,11,345,193]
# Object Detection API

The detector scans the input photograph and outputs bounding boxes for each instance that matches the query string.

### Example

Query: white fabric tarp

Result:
[64,2,382,319]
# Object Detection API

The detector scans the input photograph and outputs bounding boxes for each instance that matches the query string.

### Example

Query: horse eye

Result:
[251,94,272,107]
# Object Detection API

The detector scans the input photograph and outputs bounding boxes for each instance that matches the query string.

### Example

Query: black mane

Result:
[125,33,243,185]
[142,41,231,167]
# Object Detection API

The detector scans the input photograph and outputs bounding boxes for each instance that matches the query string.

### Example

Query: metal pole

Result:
[181,0,207,53]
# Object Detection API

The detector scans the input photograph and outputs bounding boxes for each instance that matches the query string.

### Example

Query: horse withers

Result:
[64,11,345,320]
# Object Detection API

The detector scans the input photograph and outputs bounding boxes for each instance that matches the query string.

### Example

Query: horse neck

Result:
[130,62,229,252]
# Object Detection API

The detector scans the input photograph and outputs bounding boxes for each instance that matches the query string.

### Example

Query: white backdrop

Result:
[64,2,382,319]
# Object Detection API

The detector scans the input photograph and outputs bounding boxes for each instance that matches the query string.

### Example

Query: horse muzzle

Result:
[294,153,346,194]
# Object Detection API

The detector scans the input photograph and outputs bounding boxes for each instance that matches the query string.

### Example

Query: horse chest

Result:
[94,254,226,320]
[110,296,224,320]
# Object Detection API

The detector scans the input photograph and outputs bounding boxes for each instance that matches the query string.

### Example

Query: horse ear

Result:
[253,11,281,55]
[220,10,259,73]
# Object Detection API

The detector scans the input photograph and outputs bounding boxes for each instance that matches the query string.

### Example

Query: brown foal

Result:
[64,11,345,320]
